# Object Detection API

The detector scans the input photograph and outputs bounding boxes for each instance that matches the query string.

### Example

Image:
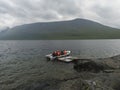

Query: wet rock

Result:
[103,69,114,73]
[14,79,60,90]
[110,55,120,61]
[72,55,120,90]
[59,79,92,90]
[73,60,113,73]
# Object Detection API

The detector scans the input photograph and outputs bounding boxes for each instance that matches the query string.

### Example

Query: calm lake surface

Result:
[1,40,120,90]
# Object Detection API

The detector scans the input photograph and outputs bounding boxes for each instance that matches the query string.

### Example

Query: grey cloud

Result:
[92,4,116,19]
[0,0,120,28]
[0,1,12,14]
[91,3,120,28]
[0,0,82,27]
[8,0,81,25]
[44,0,80,16]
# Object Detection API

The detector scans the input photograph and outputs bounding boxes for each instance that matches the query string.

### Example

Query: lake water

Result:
[1,40,120,90]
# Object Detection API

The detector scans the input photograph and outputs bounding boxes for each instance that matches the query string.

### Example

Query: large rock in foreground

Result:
[73,57,119,73]
[72,55,120,90]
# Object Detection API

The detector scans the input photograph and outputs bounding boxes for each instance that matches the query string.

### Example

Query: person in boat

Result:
[52,50,61,56]
[52,50,67,56]
[61,50,67,55]
[52,51,57,56]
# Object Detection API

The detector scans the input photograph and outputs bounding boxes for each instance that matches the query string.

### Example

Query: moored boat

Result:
[46,50,71,60]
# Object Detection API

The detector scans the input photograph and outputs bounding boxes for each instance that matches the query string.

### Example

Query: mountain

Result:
[0,18,120,39]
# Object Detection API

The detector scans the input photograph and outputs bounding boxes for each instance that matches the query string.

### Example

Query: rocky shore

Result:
[53,55,120,90]
[72,55,120,90]
[6,55,120,90]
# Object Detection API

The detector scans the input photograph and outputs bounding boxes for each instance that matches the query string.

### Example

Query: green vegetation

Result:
[0,18,120,39]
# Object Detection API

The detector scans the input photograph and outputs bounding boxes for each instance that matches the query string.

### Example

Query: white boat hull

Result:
[46,51,78,62]
[46,51,71,60]
[58,56,78,62]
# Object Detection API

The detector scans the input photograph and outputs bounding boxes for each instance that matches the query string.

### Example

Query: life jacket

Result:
[56,51,61,56]
[63,50,67,55]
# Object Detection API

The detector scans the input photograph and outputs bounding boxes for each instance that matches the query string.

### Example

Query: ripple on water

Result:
[0,40,120,90]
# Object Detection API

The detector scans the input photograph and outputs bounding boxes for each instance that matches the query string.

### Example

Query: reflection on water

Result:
[0,40,120,90]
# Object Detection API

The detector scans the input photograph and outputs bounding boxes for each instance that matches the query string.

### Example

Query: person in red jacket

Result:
[52,50,61,56]
[63,50,67,55]
[56,50,61,56]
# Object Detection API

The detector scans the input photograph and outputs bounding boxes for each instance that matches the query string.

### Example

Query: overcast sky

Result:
[0,0,120,28]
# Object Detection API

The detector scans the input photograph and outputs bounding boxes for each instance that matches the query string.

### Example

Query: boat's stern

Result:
[46,54,54,60]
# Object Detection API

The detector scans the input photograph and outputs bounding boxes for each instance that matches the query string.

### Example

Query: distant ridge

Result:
[0,18,120,39]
